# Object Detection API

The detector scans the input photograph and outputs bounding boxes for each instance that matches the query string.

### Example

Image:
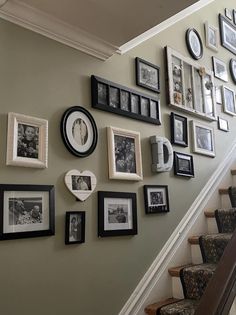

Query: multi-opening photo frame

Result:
[191,121,215,157]
[65,211,85,244]
[135,57,160,93]
[98,191,137,237]
[143,185,169,214]
[173,152,194,178]
[91,75,161,125]
[170,112,188,147]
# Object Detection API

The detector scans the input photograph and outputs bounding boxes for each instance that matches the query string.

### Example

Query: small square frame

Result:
[212,57,228,82]
[98,191,137,237]
[143,185,169,214]
[204,22,219,52]
[218,117,229,132]
[222,85,236,116]
[65,211,85,244]
[191,120,215,157]
[6,112,48,168]
[174,152,194,177]
[135,57,160,93]
[170,112,188,147]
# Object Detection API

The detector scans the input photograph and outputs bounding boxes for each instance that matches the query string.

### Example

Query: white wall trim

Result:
[0,0,118,61]
[118,0,215,54]
[118,140,236,315]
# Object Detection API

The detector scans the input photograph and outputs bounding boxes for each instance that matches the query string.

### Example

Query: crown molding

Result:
[118,0,215,54]
[0,0,118,61]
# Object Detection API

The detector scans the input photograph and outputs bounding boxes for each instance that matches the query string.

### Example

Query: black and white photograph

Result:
[218,117,229,132]
[144,185,169,214]
[174,152,194,177]
[185,28,203,60]
[107,126,143,181]
[225,8,233,20]
[131,94,140,114]
[234,9,236,25]
[65,211,85,244]
[222,86,236,115]
[219,14,236,55]
[229,58,236,84]
[110,86,120,108]
[170,112,188,147]
[6,112,48,168]
[205,22,219,51]
[0,184,55,240]
[98,82,108,105]
[191,121,215,157]
[215,86,223,104]
[98,191,137,237]
[120,90,130,111]
[72,175,92,191]
[212,57,228,82]
[60,106,98,157]
[135,57,160,93]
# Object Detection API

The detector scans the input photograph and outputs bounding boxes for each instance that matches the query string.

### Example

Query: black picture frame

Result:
[218,117,229,132]
[135,57,160,93]
[219,14,236,55]
[185,28,203,60]
[170,112,188,147]
[229,58,236,84]
[65,211,85,245]
[98,191,137,237]
[173,152,194,178]
[91,75,161,125]
[233,9,236,25]
[60,106,98,157]
[0,184,55,240]
[143,185,169,214]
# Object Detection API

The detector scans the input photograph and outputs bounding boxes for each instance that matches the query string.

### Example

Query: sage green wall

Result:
[0,0,236,314]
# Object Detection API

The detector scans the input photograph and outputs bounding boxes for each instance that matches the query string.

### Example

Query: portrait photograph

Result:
[144,185,169,214]
[205,22,219,51]
[191,121,215,157]
[170,112,188,147]
[71,175,92,191]
[174,152,194,177]
[219,14,236,55]
[65,211,85,244]
[97,82,108,106]
[136,57,160,93]
[212,57,228,82]
[186,28,203,60]
[222,86,236,115]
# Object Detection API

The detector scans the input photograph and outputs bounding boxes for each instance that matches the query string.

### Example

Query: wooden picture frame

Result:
[107,126,143,181]
[212,57,228,82]
[218,117,229,132]
[98,191,137,237]
[185,28,203,60]
[174,152,194,177]
[0,184,55,240]
[219,14,236,55]
[6,112,48,168]
[191,120,215,157]
[65,211,85,244]
[222,86,236,116]
[135,57,160,93]
[204,22,219,52]
[170,112,188,147]
[143,185,169,214]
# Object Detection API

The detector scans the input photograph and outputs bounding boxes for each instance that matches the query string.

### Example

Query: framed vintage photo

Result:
[107,126,143,181]
[212,57,228,82]
[143,185,169,214]
[6,112,48,168]
[215,86,223,104]
[0,184,55,240]
[219,14,236,55]
[218,117,229,132]
[222,86,236,115]
[204,22,219,52]
[173,152,194,177]
[185,28,203,60]
[191,120,215,157]
[170,112,188,147]
[98,191,137,237]
[135,57,160,93]
[60,106,98,158]
[65,211,85,244]
[229,58,236,84]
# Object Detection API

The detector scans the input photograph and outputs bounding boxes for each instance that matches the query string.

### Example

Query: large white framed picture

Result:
[191,120,215,157]
[6,112,48,168]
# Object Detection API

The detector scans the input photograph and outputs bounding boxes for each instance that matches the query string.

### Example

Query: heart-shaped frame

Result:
[64,169,97,201]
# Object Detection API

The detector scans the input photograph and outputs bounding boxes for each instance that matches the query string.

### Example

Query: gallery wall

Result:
[0,0,236,314]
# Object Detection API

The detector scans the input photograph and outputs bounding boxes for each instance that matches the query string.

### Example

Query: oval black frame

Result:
[229,58,236,84]
[185,28,203,60]
[60,106,98,157]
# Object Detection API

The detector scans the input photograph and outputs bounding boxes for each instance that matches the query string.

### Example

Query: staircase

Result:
[144,183,236,315]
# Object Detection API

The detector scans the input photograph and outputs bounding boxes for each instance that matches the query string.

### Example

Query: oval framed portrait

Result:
[186,28,203,60]
[61,106,98,157]
[229,58,236,84]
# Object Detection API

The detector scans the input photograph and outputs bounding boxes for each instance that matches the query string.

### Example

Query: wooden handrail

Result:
[195,228,236,315]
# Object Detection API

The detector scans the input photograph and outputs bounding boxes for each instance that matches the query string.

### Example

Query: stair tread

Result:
[188,235,200,244]
[159,299,199,315]
[168,264,192,276]
[204,210,215,218]
[231,169,236,175]
[144,298,181,315]
[219,188,228,194]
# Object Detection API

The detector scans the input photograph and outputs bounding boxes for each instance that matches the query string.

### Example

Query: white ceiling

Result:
[0,0,215,60]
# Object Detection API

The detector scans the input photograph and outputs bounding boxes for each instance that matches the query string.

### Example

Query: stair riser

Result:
[221,193,231,208]
[172,277,184,299]
[206,217,218,234]
[190,244,203,265]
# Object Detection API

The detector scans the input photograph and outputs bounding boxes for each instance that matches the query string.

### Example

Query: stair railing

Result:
[195,227,236,315]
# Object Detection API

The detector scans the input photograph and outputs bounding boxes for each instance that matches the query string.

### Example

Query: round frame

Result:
[229,58,236,84]
[186,28,203,60]
[60,106,98,157]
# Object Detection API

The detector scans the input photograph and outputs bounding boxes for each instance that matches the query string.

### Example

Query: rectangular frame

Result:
[143,185,169,214]
[6,112,48,168]
[222,85,236,116]
[191,120,215,157]
[0,184,55,240]
[107,126,143,181]
[170,112,188,147]
[174,152,194,177]
[91,75,161,125]
[219,14,236,55]
[65,211,85,244]
[135,57,160,93]
[218,117,229,132]
[98,191,137,237]
[205,22,219,52]
[212,56,228,82]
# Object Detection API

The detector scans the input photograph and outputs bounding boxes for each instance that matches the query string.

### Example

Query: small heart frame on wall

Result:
[64,170,97,201]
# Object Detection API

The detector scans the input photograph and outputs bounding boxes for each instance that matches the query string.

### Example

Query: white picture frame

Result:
[205,22,219,52]
[6,112,48,168]
[191,120,215,157]
[222,86,236,116]
[107,126,143,181]
[218,117,229,132]
[212,57,228,82]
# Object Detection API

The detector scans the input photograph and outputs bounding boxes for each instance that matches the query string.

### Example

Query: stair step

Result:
[168,264,192,277]
[231,169,236,175]
[158,299,199,315]
[144,298,181,315]
[188,235,200,244]
[204,210,215,218]
[219,188,228,195]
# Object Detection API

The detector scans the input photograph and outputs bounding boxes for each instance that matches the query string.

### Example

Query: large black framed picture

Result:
[219,14,236,55]
[185,28,203,60]
[173,152,194,178]
[135,57,160,93]
[98,191,137,237]
[170,112,188,147]
[0,184,55,240]
[65,211,85,245]
[60,106,98,157]
[143,185,169,214]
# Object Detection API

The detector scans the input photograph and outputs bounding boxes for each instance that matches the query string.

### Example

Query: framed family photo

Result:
[135,57,160,93]
[174,152,194,177]
[6,112,48,168]
[60,106,98,158]
[204,22,219,52]
[144,185,169,214]
[170,112,188,147]
[0,184,55,240]
[65,211,85,244]
[185,28,203,60]
[191,121,215,157]
[222,86,236,115]
[212,57,228,82]
[219,14,236,55]
[98,191,137,237]
[107,126,143,181]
